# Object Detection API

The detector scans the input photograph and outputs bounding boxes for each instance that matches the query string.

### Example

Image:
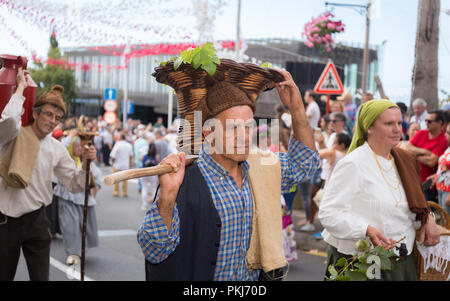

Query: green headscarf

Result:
[67,136,82,168]
[347,99,399,153]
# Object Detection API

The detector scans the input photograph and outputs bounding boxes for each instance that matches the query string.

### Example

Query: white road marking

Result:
[49,257,95,281]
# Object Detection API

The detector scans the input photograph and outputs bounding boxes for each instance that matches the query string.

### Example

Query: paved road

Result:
[14,165,327,281]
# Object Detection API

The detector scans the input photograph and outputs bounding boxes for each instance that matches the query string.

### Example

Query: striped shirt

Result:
[137,136,319,280]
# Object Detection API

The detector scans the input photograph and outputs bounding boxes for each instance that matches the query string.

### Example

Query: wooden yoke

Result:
[103,155,199,186]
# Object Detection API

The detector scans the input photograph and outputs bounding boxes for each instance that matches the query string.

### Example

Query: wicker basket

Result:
[413,202,450,281]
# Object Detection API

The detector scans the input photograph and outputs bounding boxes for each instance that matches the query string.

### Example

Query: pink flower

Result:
[327,23,336,30]
[304,41,314,48]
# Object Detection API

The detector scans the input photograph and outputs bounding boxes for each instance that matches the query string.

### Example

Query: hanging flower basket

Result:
[302,11,345,53]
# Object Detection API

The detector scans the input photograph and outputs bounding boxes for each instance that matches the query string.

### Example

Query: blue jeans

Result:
[298,181,312,221]
[283,191,296,213]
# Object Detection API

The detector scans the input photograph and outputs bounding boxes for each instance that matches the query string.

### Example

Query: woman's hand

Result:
[425,174,437,188]
[417,214,440,247]
[366,225,396,250]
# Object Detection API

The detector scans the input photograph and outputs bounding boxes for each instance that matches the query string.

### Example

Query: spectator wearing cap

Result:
[52,129,65,142]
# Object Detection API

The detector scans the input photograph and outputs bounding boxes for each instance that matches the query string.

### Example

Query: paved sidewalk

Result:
[291,209,328,254]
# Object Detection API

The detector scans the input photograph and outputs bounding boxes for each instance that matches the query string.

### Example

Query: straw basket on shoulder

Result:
[413,202,450,281]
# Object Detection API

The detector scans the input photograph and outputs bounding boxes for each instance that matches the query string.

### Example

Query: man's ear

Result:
[202,127,214,145]
[31,109,39,123]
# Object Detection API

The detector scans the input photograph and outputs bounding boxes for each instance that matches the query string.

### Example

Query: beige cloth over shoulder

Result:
[246,150,287,273]
[0,126,40,189]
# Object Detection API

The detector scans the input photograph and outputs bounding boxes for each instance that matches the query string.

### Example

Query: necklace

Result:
[375,153,395,172]
[373,151,403,207]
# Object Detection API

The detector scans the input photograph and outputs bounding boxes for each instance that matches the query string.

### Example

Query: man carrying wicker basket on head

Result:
[137,54,320,281]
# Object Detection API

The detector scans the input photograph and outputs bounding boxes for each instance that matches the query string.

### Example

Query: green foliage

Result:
[325,237,403,282]
[260,62,273,68]
[162,42,221,76]
[29,35,78,113]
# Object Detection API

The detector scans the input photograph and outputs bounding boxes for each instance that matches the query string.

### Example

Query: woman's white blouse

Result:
[319,142,419,256]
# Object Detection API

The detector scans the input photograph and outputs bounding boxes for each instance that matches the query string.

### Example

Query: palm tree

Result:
[411,0,440,111]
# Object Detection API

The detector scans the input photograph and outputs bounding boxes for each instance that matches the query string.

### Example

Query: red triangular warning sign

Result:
[314,61,344,95]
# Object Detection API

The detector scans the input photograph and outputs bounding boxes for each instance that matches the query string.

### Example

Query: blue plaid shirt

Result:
[137,136,319,281]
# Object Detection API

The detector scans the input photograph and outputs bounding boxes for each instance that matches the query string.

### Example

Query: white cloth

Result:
[416,236,450,281]
[165,133,178,154]
[326,131,348,150]
[319,142,418,256]
[100,130,113,146]
[141,175,159,209]
[410,110,428,130]
[53,163,102,206]
[281,112,292,128]
[0,94,86,217]
[321,149,346,183]
[110,140,133,170]
[306,101,320,129]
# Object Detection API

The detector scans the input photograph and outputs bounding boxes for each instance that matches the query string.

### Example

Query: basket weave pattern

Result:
[152,59,285,154]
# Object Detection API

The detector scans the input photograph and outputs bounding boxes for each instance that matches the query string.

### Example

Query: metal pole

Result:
[235,0,242,61]
[361,0,371,98]
[123,42,130,127]
[123,64,129,127]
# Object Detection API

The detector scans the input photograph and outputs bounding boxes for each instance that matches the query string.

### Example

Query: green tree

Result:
[29,34,78,115]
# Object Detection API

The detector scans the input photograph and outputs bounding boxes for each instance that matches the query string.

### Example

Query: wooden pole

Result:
[80,158,90,282]
[78,133,97,282]
[374,76,388,99]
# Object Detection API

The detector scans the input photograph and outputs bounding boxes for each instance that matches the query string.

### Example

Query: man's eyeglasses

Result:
[330,120,342,123]
[425,119,437,124]
[40,110,63,122]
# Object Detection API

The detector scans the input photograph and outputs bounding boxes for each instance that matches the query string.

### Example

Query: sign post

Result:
[104,88,117,124]
[314,60,344,114]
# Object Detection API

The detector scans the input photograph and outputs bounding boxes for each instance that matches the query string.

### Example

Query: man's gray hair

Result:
[413,98,427,108]
[330,112,346,122]
[32,104,65,116]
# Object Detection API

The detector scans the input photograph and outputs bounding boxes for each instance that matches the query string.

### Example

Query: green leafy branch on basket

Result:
[326,236,406,281]
[160,42,221,76]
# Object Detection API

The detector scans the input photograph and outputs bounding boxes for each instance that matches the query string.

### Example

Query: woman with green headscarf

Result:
[318,99,440,281]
